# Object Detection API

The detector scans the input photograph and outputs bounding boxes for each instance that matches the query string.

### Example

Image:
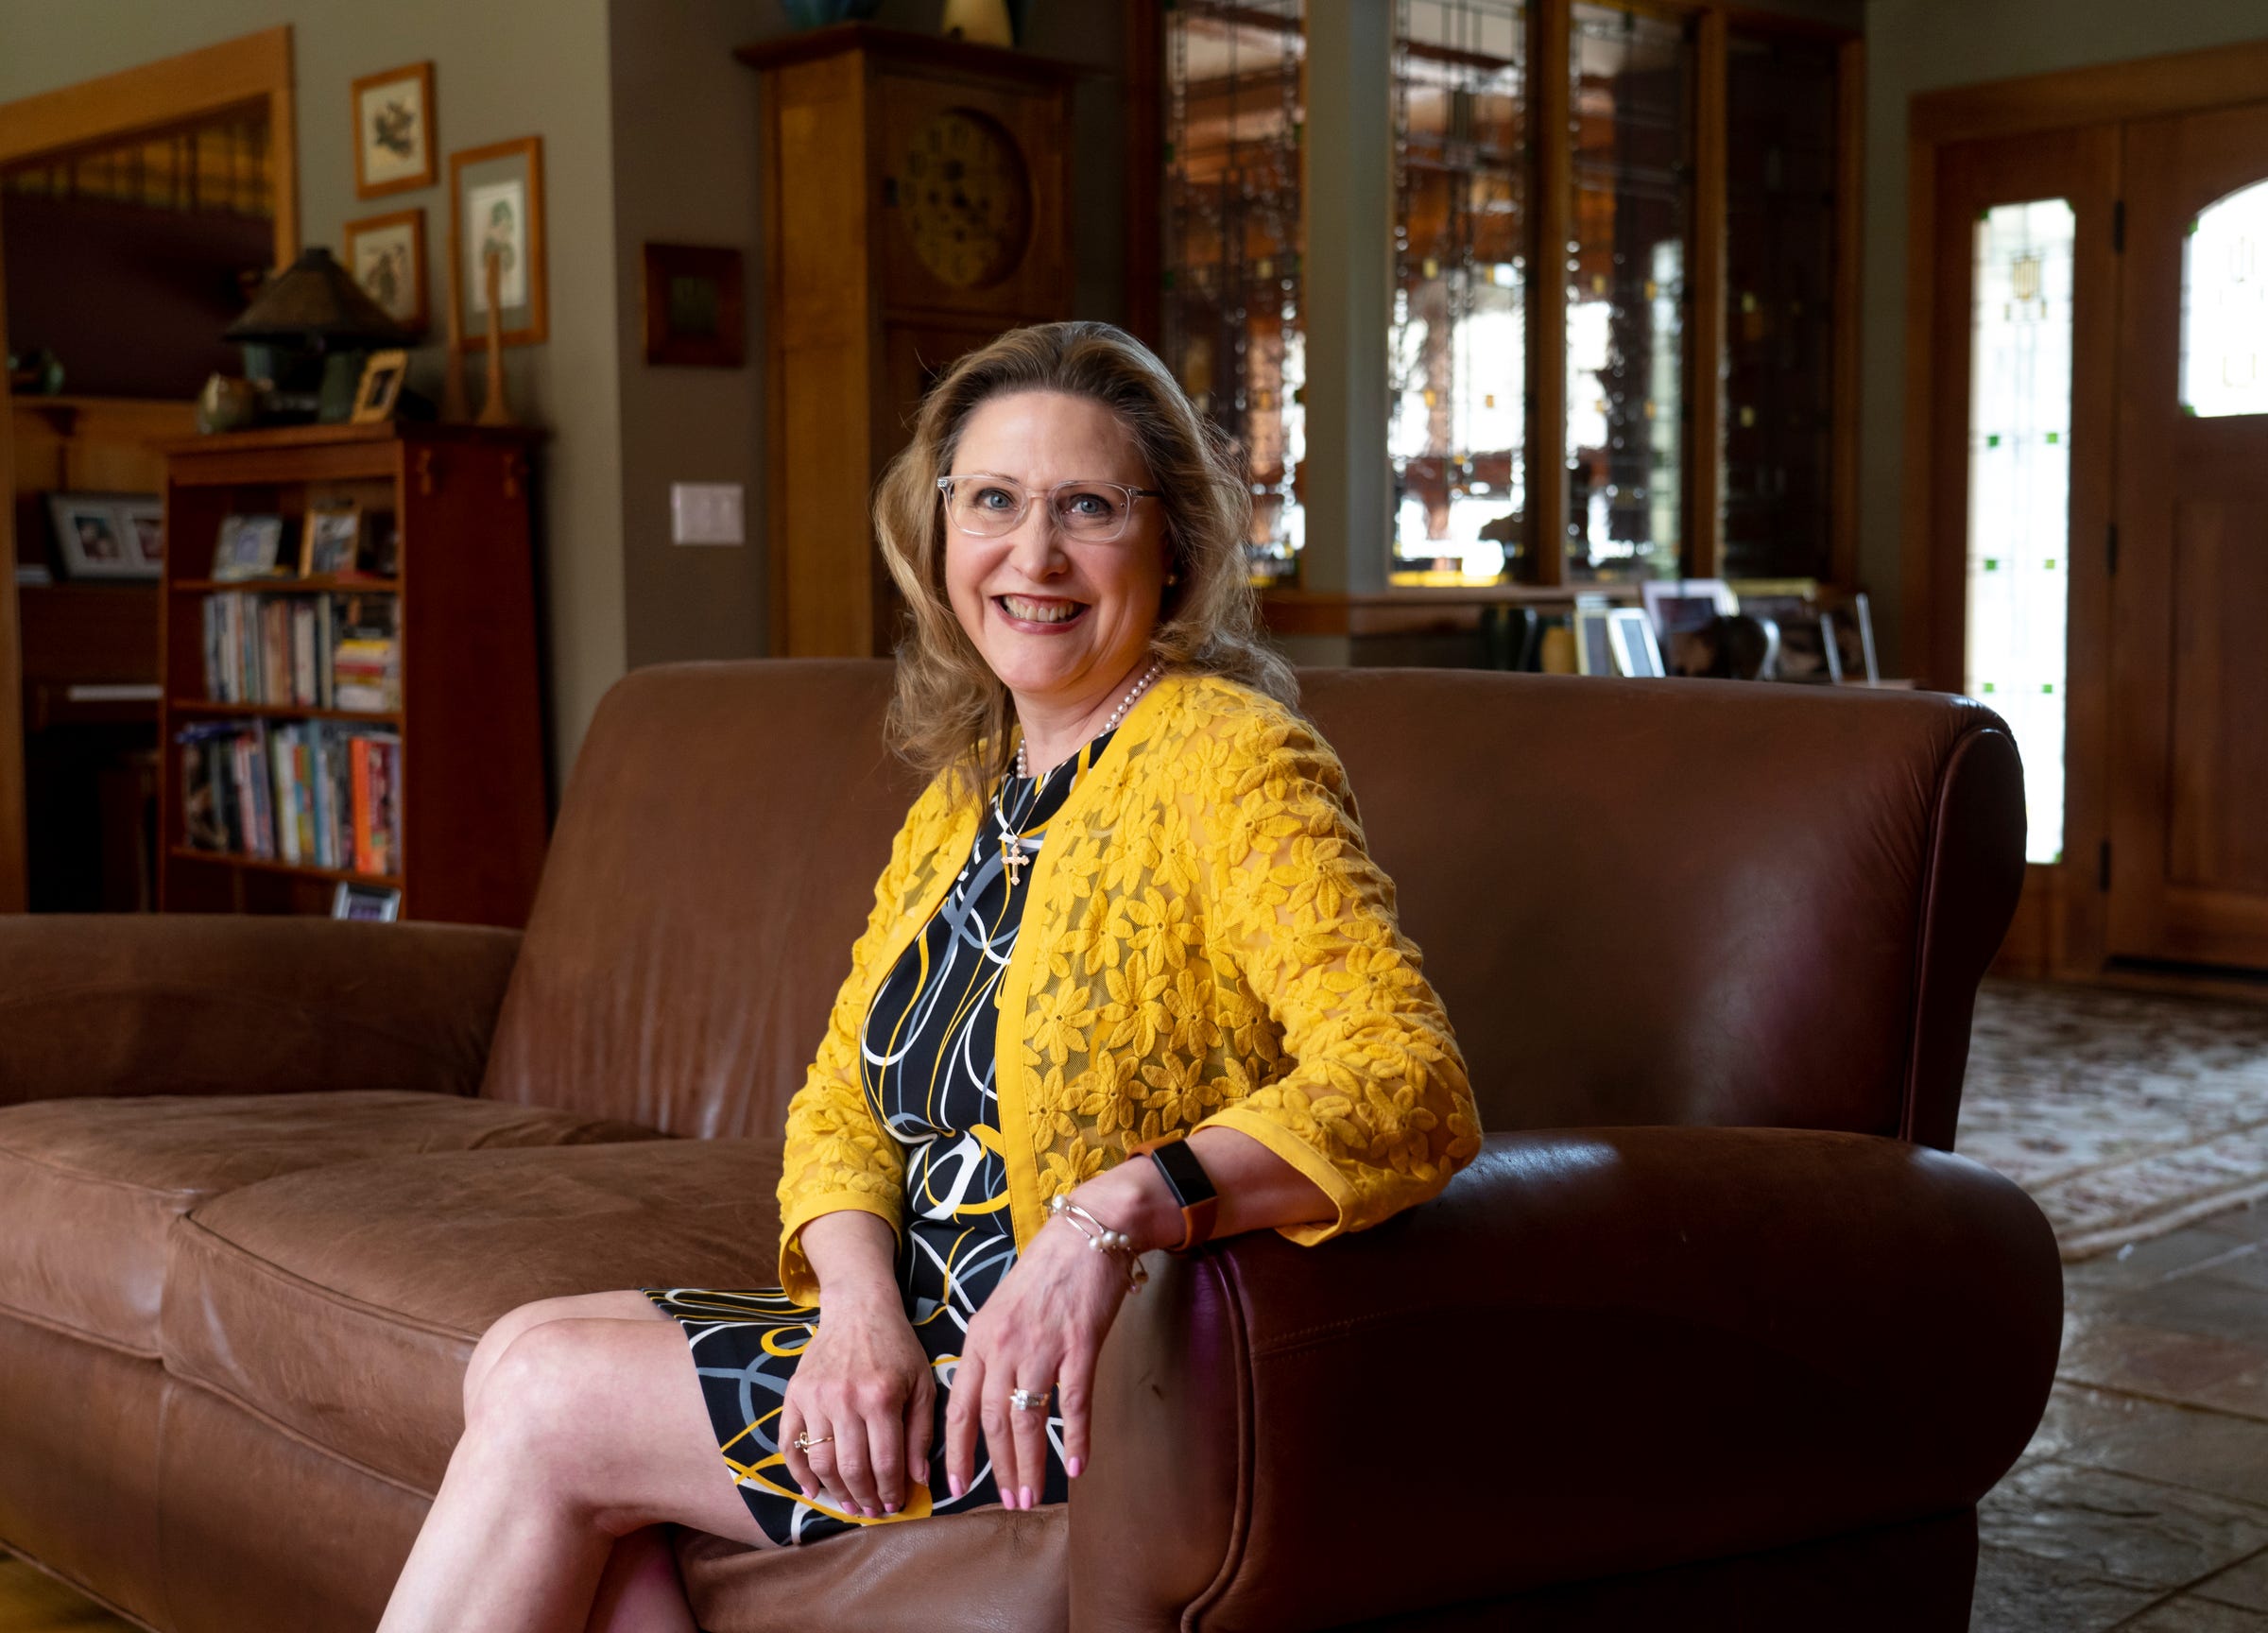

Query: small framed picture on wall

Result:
[352,61,437,198]
[641,243,746,368]
[449,136,547,350]
[345,209,428,337]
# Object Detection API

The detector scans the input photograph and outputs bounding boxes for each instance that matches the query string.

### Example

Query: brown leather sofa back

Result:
[481,662,2022,1149]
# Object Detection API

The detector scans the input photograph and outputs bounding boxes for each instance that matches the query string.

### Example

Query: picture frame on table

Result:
[352,61,436,198]
[352,350,410,423]
[1606,607,1666,678]
[641,242,746,368]
[212,514,289,582]
[449,136,547,350]
[1641,577,1740,643]
[333,882,403,922]
[48,492,160,580]
[1572,599,1618,677]
[345,208,428,337]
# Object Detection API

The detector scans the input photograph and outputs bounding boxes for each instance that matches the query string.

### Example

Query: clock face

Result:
[902,108,1032,291]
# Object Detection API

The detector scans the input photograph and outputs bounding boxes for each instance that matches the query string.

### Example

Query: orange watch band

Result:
[1130,1135,1220,1253]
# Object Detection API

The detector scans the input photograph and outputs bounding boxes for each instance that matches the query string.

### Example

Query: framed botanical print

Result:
[352,61,436,198]
[345,208,428,336]
[449,136,547,350]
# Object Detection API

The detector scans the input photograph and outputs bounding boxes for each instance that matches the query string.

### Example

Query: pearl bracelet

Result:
[1046,1193,1150,1294]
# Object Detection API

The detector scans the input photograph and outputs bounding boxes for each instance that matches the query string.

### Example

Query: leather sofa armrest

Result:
[0,915,521,1104]
[1068,1127,2061,1633]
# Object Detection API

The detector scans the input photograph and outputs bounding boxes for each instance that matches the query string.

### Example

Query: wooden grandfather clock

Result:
[738,24,1078,657]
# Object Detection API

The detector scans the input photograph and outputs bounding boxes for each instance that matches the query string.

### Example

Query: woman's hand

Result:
[780,1285,935,1517]
[783,1210,932,1517]
[944,1160,1182,1507]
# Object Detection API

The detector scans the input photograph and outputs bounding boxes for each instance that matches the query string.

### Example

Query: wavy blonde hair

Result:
[874,320,1297,798]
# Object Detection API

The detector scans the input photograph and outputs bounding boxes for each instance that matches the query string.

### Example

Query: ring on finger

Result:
[1009,1384,1056,1413]
[793,1431,833,1453]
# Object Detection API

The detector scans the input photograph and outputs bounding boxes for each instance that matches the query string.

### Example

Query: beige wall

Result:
[0,0,624,793]
[1860,0,2268,671]
[605,0,1128,671]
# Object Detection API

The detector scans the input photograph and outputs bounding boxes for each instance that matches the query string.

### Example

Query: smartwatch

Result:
[1131,1135,1219,1253]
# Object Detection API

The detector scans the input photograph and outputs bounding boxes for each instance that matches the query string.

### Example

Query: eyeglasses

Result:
[936,473,1165,543]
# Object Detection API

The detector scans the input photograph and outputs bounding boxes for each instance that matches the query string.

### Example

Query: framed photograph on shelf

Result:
[450,136,547,350]
[120,499,163,571]
[1606,608,1666,679]
[301,502,363,577]
[641,242,746,368]
[212,514,288,582]
[333,882,403,922]
[352,61,436,198]
[345,208,428,336]
[1572,599,1617,677]
[47,493,155,580]
[352,349,410,423]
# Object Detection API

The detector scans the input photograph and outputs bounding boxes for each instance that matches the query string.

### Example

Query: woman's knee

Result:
[465,1291,657,1418]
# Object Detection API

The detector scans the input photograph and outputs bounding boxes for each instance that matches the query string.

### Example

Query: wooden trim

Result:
[1123,0,1164,348]
[1899,131,1937,687]
[0,220,22,913]
[1910,35,2268,146]
[0,26,291,165]
[448,136,549,351]
[1688,8,1727,579]
[1830,36,1864,590]
[1529,0,1572,585]
[350,61,437,199]
[1261,581,1641,637]
[735,22,1093,84]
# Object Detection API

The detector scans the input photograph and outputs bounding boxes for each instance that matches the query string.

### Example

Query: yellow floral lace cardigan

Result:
[775,671,1482,1302]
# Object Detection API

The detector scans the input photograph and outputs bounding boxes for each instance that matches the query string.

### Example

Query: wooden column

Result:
[1830,37,1866,591]
[1529,0,1571,585]
[1688,8,1727,580]
[1299,0,1394,595]
[0,221,21,912]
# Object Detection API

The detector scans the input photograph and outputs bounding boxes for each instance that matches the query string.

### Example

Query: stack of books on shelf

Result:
[177,721,403,877]
[200,592,401,713]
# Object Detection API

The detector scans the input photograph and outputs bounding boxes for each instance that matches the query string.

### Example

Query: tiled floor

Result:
[1976,1199,2268,1631]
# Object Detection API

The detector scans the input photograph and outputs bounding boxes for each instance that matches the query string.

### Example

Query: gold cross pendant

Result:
[1002,836,1027,887]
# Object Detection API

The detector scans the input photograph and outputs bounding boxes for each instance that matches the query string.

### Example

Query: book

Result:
[174,719,404,875]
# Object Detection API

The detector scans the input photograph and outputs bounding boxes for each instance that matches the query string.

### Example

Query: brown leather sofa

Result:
[0,661,2057,1632]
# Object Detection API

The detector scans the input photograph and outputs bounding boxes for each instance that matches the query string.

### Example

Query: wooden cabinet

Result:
[156,422,547,926]
[738,24,1078,657]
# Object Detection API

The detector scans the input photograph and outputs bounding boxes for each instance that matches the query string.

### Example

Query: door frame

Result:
[1901,33,2268,984]
[0,26,296,912]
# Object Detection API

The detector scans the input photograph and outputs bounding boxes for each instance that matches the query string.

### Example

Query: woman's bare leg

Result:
[382,1307,765,1633]
[585,1523,697,1633]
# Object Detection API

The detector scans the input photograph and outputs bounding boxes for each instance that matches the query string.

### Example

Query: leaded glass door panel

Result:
[2111,103,2268,970]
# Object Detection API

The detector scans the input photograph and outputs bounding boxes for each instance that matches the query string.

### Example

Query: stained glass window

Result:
[1162,0,1306,583]
[1389,0,1528,584]
[1720,29,1837,582]
[2181,178,2268,420]
[1967,199,2074,865]
[1566,3,1691,581]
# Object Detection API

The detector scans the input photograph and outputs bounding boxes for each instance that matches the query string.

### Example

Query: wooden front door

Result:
[2109,102,2268,968]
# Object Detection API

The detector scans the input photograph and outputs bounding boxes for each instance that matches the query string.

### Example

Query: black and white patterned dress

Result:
[645,731,1112,1545]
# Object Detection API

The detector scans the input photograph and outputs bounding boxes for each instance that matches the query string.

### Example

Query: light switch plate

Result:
[671,482,745,545]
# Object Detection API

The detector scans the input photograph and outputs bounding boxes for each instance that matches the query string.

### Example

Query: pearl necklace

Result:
[996,660,1165,888]
[1015,659,1165,781]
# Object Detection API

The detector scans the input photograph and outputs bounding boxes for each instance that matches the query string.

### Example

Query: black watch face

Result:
[1152,1138,1216,1206]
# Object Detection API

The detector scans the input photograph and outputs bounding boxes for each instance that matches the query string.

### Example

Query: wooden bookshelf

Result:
[155,421,547,926]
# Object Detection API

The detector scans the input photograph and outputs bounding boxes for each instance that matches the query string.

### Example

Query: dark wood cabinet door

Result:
[2110,101,2268,968]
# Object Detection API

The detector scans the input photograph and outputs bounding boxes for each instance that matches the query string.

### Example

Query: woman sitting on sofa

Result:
[379,321,1481,1632]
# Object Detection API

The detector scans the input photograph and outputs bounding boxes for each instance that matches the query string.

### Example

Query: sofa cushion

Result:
[0,1092,656,1354]
[163,1138,786,1492]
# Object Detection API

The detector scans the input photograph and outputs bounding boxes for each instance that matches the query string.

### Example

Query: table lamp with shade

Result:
[223,247,408,424]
